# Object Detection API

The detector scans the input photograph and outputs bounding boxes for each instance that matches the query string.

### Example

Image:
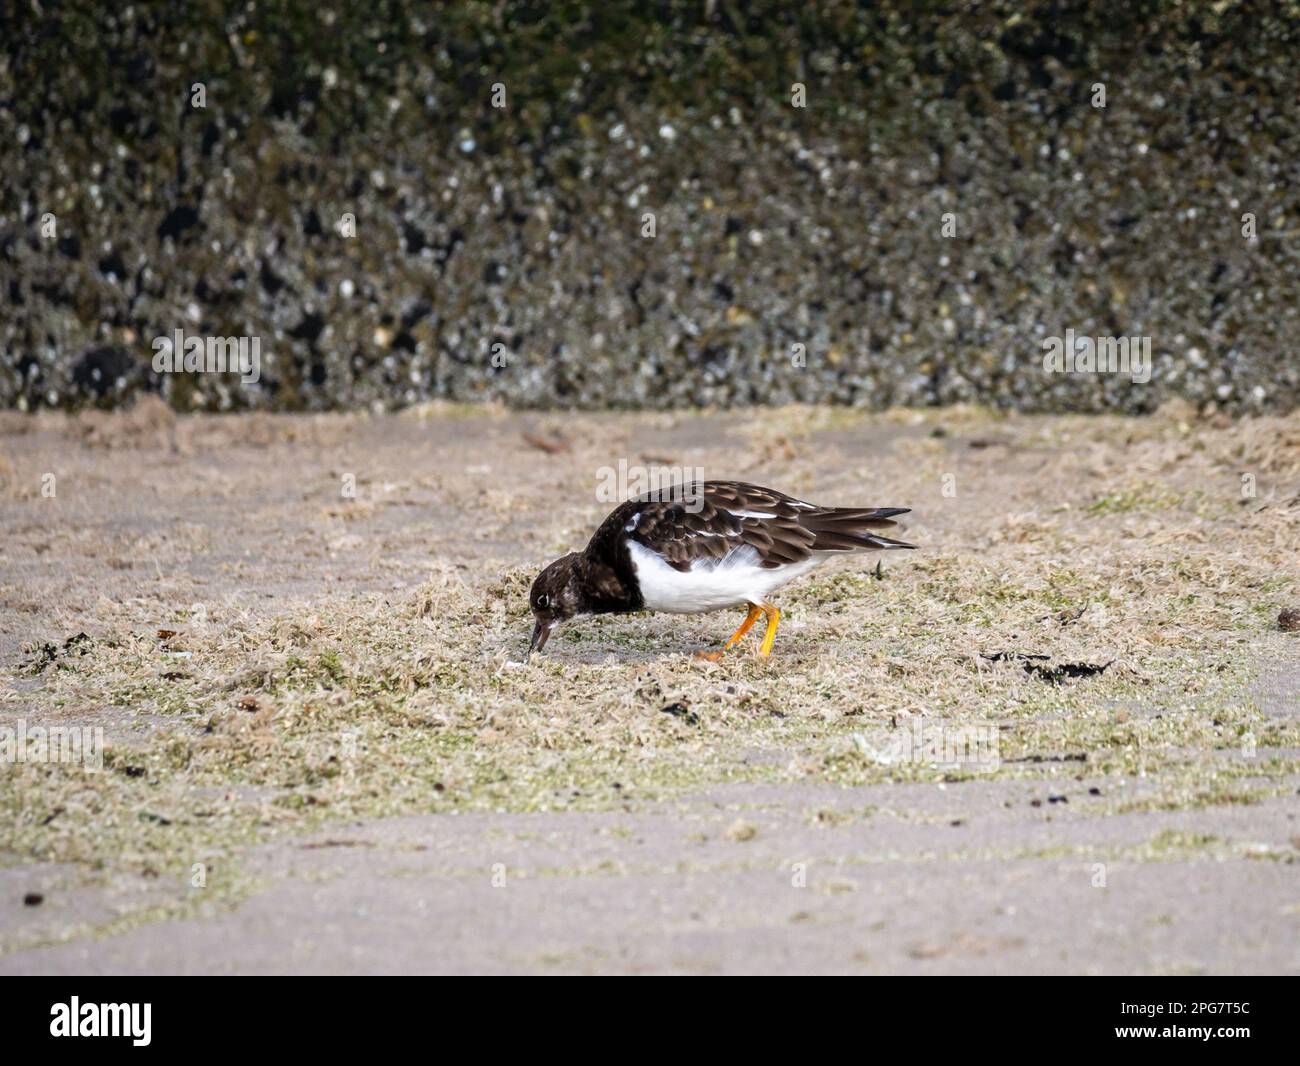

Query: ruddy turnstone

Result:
[528,480,914,659]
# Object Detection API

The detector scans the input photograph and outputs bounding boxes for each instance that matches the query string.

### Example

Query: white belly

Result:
[628,541,827,614]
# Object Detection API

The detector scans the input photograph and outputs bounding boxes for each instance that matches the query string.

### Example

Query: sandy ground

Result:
[0,400,1298,974]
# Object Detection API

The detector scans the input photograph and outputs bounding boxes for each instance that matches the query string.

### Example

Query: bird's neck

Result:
[574,555,641,615]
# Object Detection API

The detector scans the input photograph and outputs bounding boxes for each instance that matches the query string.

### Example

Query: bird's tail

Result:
[803,507,916,551]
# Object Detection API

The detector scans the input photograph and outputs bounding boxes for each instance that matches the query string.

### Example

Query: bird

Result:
[527,480,914,659]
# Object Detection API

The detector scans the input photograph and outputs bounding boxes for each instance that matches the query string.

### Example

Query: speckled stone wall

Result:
[2,1,1298,412]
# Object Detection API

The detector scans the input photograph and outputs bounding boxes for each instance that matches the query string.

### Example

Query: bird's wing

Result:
[586,481,912,574]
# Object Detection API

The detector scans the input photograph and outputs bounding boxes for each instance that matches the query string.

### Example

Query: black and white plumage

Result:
[528,480,914,658]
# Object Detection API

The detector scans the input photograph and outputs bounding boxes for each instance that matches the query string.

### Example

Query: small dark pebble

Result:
[1089,787,1102,796]
[1030,799,1043,807]
[950,819,964,827]
[1048,794,1068,804]
[23,892,44,906]
[661,702,700,726]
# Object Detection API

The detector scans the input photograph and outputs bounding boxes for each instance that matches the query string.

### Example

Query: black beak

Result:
[527,619,551,660]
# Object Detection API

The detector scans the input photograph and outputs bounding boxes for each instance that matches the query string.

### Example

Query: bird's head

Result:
[527,552,586,658]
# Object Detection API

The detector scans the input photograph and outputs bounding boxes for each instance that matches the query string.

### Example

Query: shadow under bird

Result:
[528,480,915,659]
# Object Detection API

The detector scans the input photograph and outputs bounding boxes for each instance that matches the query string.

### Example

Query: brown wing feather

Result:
[626,492,749,572]
[587,481,913,575]
[702,481,913,563]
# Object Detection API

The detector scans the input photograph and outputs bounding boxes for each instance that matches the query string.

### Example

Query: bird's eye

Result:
[537,594,549,608]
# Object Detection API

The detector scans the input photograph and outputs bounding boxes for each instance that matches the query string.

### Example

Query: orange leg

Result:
[696,604,763,661]
[757,604,781,657]
[725,603,764,649]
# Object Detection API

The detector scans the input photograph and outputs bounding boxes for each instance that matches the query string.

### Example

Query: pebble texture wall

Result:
[2,1,1298,412]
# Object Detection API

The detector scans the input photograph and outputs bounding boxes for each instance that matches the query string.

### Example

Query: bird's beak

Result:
[527,619,551,660]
